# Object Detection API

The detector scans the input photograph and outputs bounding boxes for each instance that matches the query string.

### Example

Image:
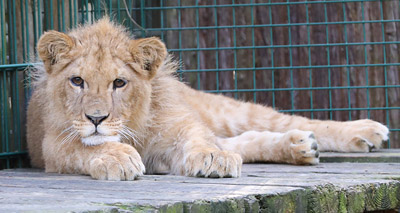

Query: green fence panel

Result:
[1,0,399,169]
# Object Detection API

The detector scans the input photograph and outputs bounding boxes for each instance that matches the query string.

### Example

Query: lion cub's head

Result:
[36,18,167,146]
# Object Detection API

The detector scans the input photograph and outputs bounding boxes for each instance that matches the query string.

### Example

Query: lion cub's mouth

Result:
[81,134,121,146]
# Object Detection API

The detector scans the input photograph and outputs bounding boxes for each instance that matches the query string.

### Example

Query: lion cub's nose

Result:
[85,114,109,126]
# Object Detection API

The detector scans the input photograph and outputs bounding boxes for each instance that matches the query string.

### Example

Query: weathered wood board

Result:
[320,149,400,163]
[0,150,399,212]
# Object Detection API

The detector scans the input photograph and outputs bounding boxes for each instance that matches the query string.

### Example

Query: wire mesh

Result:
[0,0,399,169]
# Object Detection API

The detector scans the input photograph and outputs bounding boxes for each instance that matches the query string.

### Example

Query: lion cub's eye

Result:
[113,79,127,89]
[70,77,84,88]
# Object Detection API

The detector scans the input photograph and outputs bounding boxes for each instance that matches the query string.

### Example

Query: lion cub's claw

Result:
[287,130,320,165]
[184,150,242,178]
[89,145,145,181]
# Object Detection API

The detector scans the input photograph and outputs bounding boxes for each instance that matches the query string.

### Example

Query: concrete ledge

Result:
[1,161,400,212]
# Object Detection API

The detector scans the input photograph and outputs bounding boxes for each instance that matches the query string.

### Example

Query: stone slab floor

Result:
[0,150,399,212]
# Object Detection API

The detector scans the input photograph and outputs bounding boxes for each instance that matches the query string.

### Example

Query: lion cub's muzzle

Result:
[73,114,122,146]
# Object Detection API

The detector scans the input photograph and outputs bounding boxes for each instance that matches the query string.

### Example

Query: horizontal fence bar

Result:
[6,63,400,73]
[0,63,34,70]
[168,41,400,52]
[113,1,399,10]
[203,85,400,93]
[135,19,400,33]
[0,151,27,157]
[178,63,400,73]
[278,107,400,113]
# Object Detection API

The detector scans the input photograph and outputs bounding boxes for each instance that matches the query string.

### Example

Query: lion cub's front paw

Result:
[285,130,319,165]
[88,143,145,181]
[184,150,242,178]
[343,119,389,152]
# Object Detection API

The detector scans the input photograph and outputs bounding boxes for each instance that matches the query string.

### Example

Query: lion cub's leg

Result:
[188,92,389,153]
[42,137,145,181]
[216,130,319,165]
[196,93,389,152]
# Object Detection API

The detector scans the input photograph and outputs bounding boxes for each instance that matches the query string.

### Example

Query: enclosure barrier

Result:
[1,0,399,169]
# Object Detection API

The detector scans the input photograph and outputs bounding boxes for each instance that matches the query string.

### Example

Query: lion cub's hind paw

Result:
[287,130,320,165]
[346,119,389,152]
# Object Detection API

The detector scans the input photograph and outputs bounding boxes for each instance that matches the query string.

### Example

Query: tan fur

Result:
[27,18,389,180]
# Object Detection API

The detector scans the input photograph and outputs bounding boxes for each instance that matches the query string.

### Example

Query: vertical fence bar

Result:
[20,0,26,62]
[160,0,164,41]
[0,0,5,64]
[232,0,238,99]
[57,0,62,30]
[9,0,16,164]
[80,0,85,24]
[69,0,73,28]
[379,1,390,148]
[116,0,120,21]
[45,0,49,29]
[2,71,9,168]
[33,0,38,48]
[12,0,21,166]
[84,0,89,23]
[94,0,100,20]
[0,0,5,167]
[24,0,31,134]
[127,0,132,30]
[13,66,21,168]
[268,0,275,108]
[361,0,370,119]
[177,0,183,81]
[195,0,200,90]
[24,0,30,60]
[214,0,219,93]
[108,0,112,17]
[73,0,77,27]
[140,0,146,37]
[2,0,12,168]
[10,0,17,63]
[23,0,30,153]
[251,0,256,103]
[61,0,65,31]
[286,0,294,114]
[323,1,332,119]
[37,0,42,37]
[305,1,314,119]
[342,1,352,120]
[49,0,54,29]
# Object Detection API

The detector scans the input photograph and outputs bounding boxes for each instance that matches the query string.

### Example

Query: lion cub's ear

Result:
[130,37,167,79]
[37,31,75,72]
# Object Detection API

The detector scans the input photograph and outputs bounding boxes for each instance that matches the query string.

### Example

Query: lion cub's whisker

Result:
[117,129,130,141]
[118,129,138,145]
[55,126,74,142]
[120,123,140,135]
[119,125,143,148]
[60,130,79,145]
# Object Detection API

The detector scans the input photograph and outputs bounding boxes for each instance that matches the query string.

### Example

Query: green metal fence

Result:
[1,0,399,169]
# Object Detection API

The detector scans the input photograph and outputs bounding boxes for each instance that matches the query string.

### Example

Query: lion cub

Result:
[27,18,389,180]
